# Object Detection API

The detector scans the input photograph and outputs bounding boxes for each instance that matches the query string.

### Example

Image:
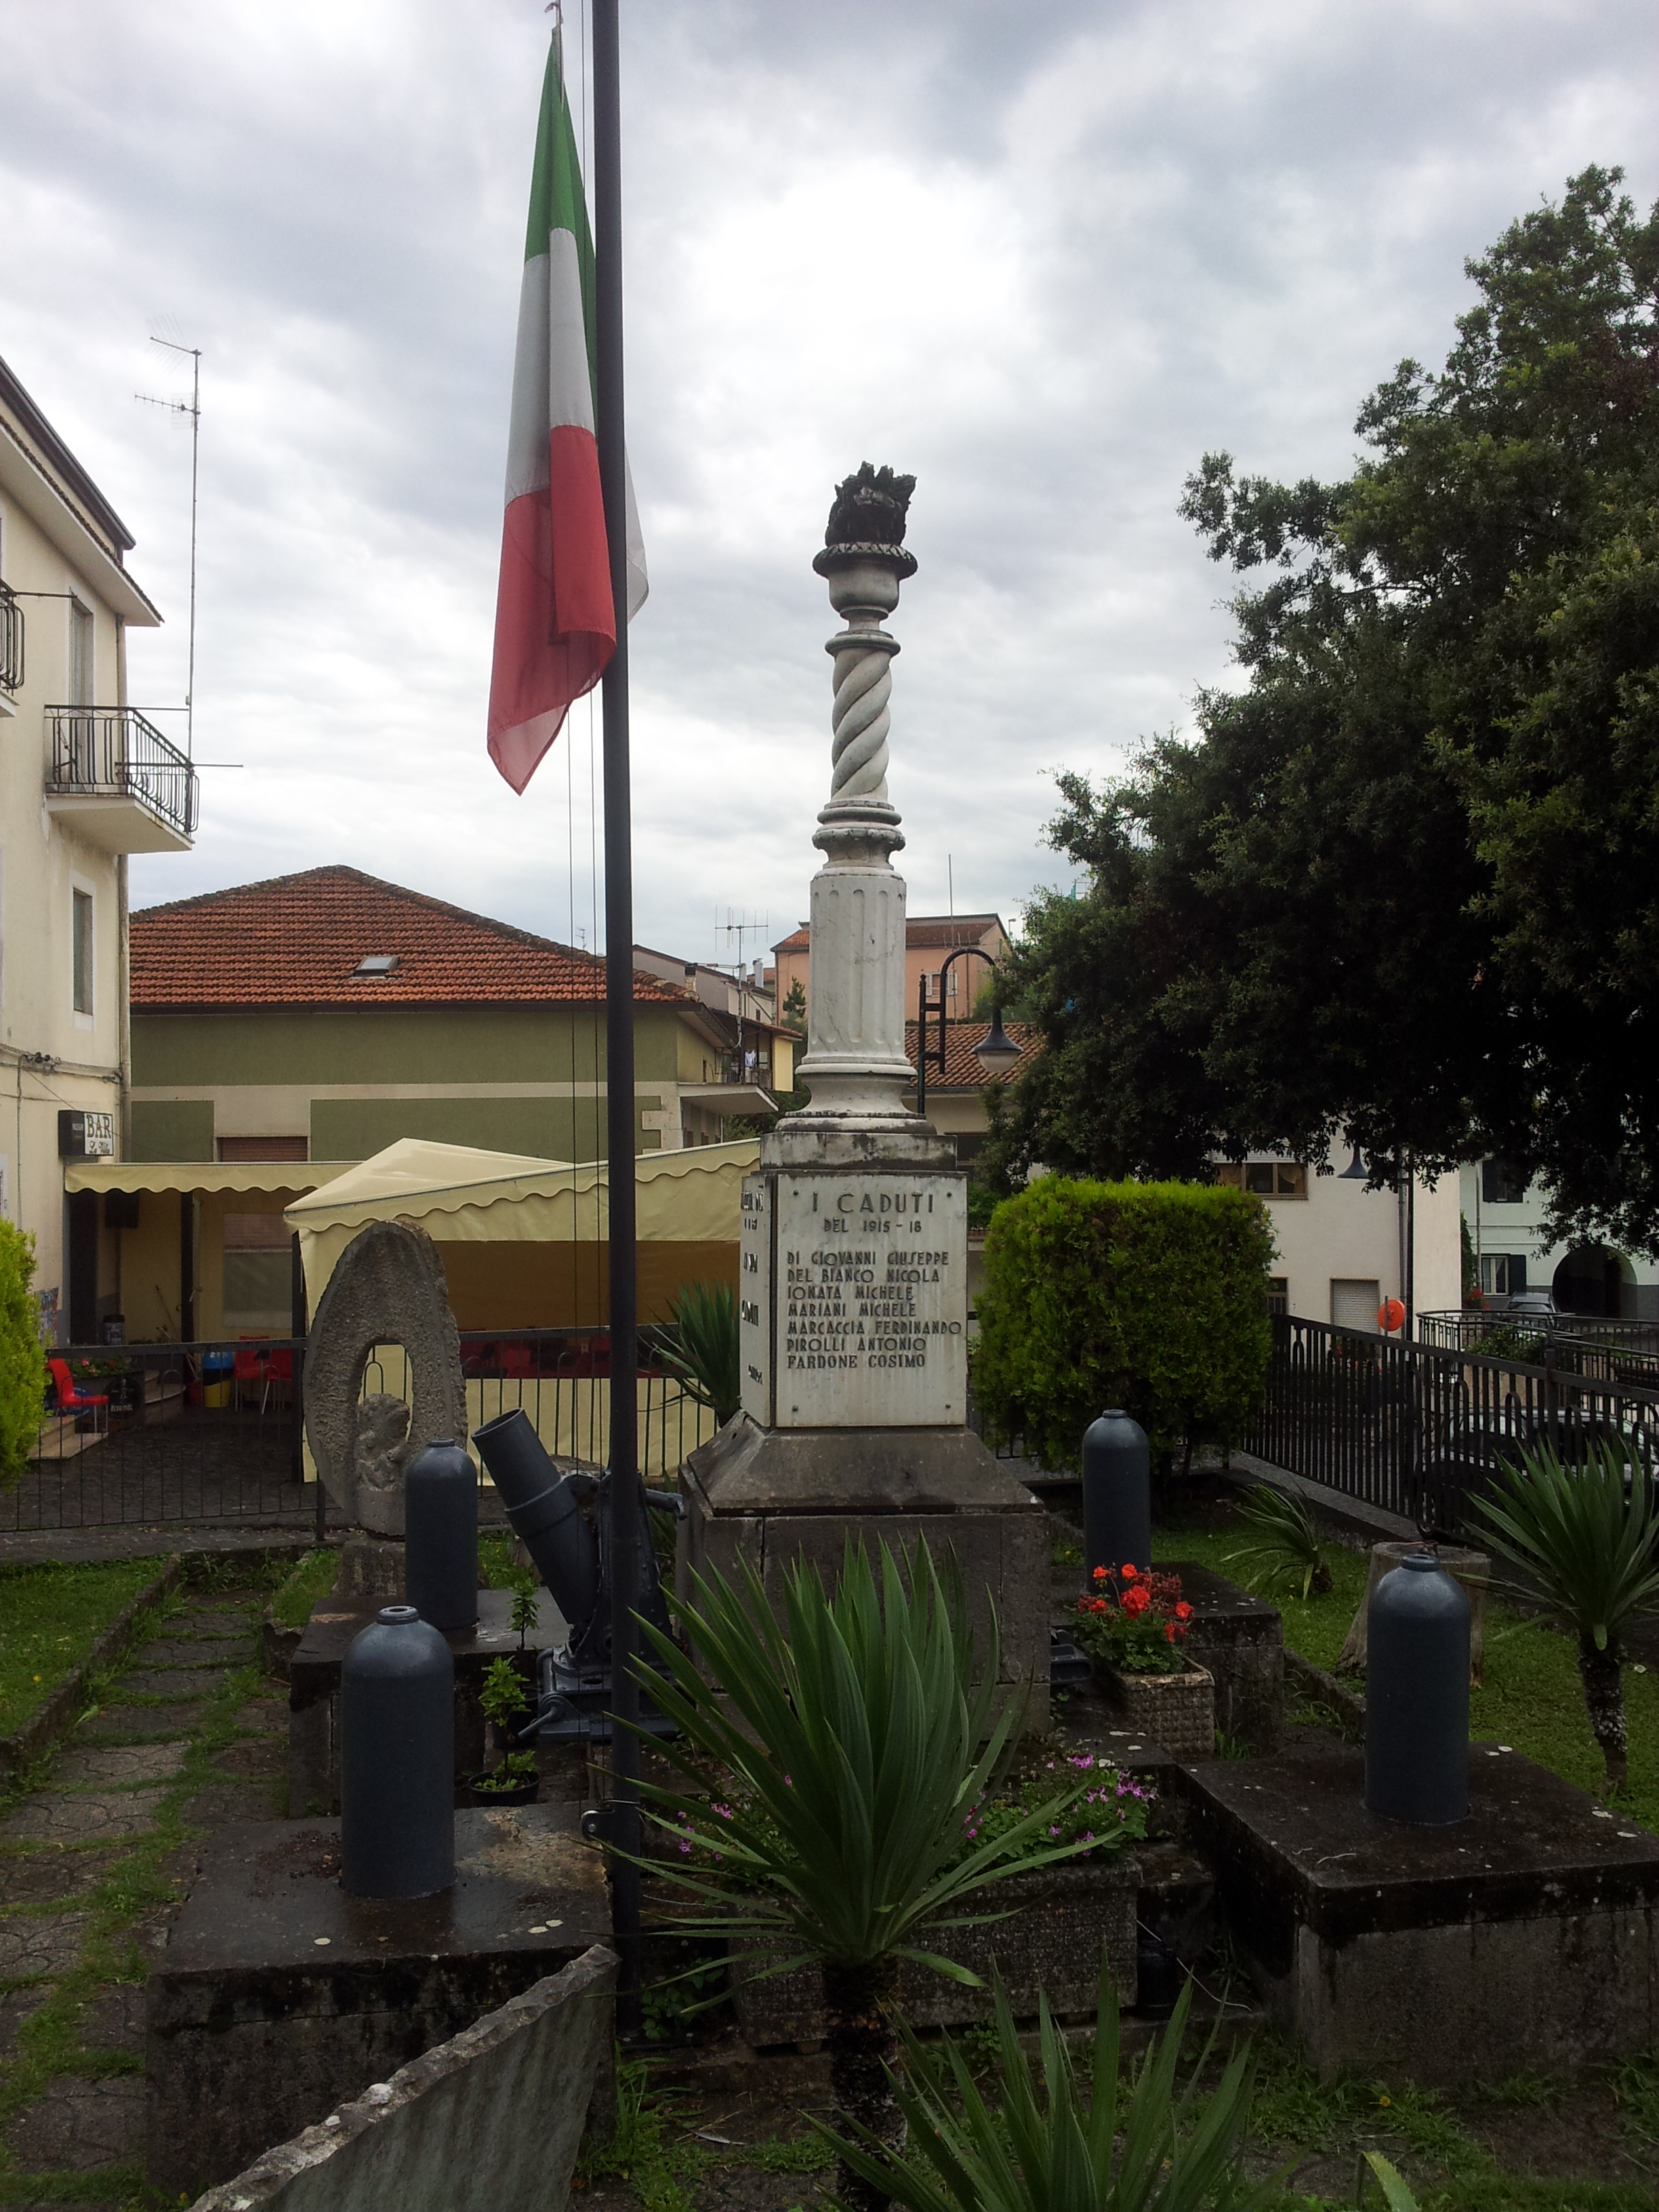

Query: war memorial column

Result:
[678,466,1048,1720]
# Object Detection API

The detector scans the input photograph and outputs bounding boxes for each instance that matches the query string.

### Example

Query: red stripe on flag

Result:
[487,426,615,794]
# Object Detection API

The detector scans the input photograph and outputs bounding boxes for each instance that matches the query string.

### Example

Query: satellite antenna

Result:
[136,337,201,758]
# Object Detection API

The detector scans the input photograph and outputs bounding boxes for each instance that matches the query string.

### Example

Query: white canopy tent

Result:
[283,1136,757,1328]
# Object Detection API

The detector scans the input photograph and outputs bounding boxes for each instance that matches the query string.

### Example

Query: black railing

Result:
[0,584,22,694]
[369,1325,719,1478]
[1246,1314,1659,1534]
[45,705,199,840]
[1420,1309,1659,1354]
[20,1326,718,1533]
[22,1337,308,1533]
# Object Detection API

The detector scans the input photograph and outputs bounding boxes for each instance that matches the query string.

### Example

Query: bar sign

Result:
[58,1110,115,1159]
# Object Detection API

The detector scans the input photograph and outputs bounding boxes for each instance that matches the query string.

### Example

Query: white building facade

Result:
[0,356,191,1344]
[1214,1153,1462,1335]
[1460,1161,1659,1321]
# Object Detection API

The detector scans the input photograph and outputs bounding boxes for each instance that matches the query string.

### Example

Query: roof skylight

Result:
[353,953,400,978]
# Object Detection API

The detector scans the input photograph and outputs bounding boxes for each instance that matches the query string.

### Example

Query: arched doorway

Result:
[1551,1244,1635,1319]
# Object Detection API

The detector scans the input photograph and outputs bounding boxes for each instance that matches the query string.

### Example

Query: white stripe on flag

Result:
[503,232,595,506]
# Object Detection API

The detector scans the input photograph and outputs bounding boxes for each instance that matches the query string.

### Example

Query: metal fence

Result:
[368,1327,718,1479]
[1246,1314,1659,1534]
[20,1326,716,1534]
[22,1337,308,1533]
[1418,1309,1659,1386]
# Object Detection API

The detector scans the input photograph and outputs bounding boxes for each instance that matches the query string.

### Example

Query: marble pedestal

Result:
[679,1413,1050,1731]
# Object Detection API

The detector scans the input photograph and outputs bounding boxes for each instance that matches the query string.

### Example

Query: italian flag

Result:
[488,35,647,795]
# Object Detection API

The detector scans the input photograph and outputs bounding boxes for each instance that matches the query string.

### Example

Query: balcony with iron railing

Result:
[0,584,22,698]
[43,705,197,853]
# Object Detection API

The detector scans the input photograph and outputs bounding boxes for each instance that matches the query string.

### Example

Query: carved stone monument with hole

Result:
[678,466,1050,1721]
[303,1219,469,1600]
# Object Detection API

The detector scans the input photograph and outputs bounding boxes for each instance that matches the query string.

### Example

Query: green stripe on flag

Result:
[524,34,597,403]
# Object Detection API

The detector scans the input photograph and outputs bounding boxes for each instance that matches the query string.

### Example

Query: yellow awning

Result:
[64,1160,355,1197]
[282,1136,758,1312]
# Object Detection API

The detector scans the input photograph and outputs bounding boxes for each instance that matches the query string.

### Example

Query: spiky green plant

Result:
[825,1967,1276,2212]
[655,1280,741,1427]
[1225,1483,1332,1600]
[1360,2152,1420,2210]
[1471,1435,1659,1790]
[630,1538,1086,2212]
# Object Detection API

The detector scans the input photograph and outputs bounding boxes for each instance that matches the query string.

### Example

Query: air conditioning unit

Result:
[59,1109,115,1160]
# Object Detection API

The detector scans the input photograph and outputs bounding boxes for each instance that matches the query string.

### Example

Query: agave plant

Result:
[1225,1483,1332,1600]
[1471,1434,1659,1790]
[630,1538,1087,2212]
[827,1967,1276,2212]
[655,1280,741,1427]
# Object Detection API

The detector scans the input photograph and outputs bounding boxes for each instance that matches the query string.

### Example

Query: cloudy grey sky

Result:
[4,1,1654,961]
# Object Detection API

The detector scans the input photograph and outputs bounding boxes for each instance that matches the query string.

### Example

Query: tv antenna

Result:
[716,907,769,972]
[136,336,201,757]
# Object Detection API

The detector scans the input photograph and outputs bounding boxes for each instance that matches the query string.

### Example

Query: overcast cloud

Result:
[3,0,1654,960]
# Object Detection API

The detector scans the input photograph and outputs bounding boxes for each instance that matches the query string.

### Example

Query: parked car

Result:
[1416,1397,1654,1534]
[1503,1289,1558,1323]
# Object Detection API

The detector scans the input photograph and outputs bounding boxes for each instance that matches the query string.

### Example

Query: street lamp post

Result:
[916,946,1023,1118]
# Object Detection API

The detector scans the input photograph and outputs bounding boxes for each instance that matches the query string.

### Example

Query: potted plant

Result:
[470,1656,539,1805]
[1071,1565,1214,1759]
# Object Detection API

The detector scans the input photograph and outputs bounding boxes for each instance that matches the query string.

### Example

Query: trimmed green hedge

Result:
[972,1177,1275,1471]
[0,1221,43,1486]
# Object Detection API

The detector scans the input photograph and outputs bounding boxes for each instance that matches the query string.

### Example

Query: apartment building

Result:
[0,355,192,1343]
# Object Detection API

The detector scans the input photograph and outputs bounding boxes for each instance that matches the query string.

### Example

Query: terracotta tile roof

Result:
[905,914,1004,950]
[130,865,688,1010]
[903,1017,1040,1088]
[773,914,1005,956]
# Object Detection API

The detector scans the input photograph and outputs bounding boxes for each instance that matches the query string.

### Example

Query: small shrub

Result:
[972,1176,1274,1471]
[655,1282,740,1427]
[0,1221,44,1485]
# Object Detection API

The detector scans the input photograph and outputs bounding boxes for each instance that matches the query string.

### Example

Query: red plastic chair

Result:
[232,1345,267,1412]
[47,1356,108,1433]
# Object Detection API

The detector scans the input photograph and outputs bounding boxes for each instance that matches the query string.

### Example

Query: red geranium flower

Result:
[1122,1585,1151,1616]
[1092,1565,1109,1581]
[1120,1563,1139,1580]
[1174,1601,1193,1620]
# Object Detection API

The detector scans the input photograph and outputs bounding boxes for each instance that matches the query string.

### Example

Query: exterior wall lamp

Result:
[916,945,1022,1118]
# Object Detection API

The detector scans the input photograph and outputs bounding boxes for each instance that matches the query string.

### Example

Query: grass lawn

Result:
[267,1547,340,1628]
[265,1536,524,1637]
[1153,1509,1659,1829]
[0,1557,167,1736]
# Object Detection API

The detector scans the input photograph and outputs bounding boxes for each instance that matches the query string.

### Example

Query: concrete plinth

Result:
[185,1947,617,2212]
[1183,1746,1659,2083]
[146,1803,610,2199]
[289,1589,562,1818]
[680,1414,1050,1730]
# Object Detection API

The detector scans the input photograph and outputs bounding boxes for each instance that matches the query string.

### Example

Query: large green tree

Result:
[994,168,1659,1252]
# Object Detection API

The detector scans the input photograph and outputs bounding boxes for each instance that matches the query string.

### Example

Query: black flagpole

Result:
[592,0,642,2038]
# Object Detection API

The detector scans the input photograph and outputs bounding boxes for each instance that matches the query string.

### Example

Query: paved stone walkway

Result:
[0,1563,286,2208]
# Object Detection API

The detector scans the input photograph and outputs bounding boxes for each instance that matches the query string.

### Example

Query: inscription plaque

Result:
[739,1169,966,1429]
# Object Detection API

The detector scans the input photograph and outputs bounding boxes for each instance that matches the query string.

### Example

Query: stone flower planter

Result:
[1095,1655,1215,1760]
[727,1854,1139,2049]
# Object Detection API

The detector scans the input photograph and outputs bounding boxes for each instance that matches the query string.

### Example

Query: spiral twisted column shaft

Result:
[828,630,898,802]
[787,540,924,1139]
